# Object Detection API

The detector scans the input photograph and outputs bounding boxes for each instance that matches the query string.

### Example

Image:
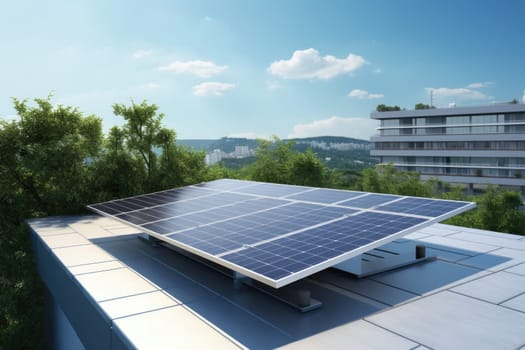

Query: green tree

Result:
[249,137,295,184]
[90,126,145,200]
[360,167,382,192]
[0,223,43,349]
[0,96,102,214]
[358,165,525,235]
[206,163,240,181]
[157,144,207,189]
[112,100,207,191]
[360,164,432,196]
[0,96,103,348]
[376,104,401,112]
[325,169,363,190]
[113,100,164,189]
[290,149,325,187]
[415,103,433,110]
[247,137,325,186]
[447,187,525,234]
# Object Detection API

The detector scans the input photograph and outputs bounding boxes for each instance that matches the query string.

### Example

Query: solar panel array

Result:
[88,179,475,288]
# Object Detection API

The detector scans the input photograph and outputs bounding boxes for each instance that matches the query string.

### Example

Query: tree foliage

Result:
[247,137,325,187]
[376,104,401,112]
[415,103,434,110]
[446,187,525,234]
[113,100,170,191]
[90,126,146,200]
[359,165,525,235]
[91,100,209,199]
[360,164,435,197]
[0,223,43,350]
[1,95,525,349]
[0,96,103,348]
[0,97,102,215]
[0,97,209,348]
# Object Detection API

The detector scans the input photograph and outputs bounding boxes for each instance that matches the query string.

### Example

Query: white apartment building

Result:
[205,149,225,166]
[370,103,525,192]
[234,145,250,157]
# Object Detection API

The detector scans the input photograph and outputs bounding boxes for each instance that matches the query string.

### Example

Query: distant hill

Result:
[178,136,376,170]
[284,136,369,144]
[177,137,259,153]
[178,136,369,152]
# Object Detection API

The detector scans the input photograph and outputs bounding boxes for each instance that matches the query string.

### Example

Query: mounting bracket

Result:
[334,243,435,278]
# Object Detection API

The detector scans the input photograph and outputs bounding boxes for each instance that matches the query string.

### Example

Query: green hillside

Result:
[178,136,376,170]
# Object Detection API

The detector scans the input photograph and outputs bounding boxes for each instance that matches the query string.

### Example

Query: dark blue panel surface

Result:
[286,188,364,204]
[193,178,256,191]
[338,193,400,209]
[90,187,216,215]
[114,192,257,226]
[142,197,289,235]
[166,203,358,255]
[221,212,426,281]
[88,179,474,288]
[378,197,469,217]
[232,183,308,197]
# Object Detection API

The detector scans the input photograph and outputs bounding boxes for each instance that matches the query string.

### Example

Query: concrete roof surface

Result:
[29,215,525,350]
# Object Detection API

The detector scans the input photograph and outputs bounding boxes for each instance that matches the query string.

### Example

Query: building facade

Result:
[370,104,525,191]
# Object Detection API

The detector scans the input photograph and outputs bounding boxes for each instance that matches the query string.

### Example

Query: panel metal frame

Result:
[88,179,476,289]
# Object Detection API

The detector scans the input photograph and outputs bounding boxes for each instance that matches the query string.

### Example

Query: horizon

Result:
[1,0,524,140]
[178,134,371,141]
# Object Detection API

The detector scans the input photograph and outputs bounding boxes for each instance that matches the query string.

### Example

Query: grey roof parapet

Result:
[371,103,525,119]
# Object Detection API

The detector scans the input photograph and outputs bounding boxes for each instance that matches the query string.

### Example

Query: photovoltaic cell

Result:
[285,188,364,204]
[378,197,469,217]
[338,193,400,209]
[88,178,475,288]
[232,183,309,197]
[221,212,426,279]
[193,178,256,191]
[89,187,216,216]
[166,203,358,255]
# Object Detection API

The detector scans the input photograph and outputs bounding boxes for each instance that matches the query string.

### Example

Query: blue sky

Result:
[1,0,524,140]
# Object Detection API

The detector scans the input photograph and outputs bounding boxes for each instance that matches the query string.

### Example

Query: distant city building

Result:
[234,145,250,157]
[205,146,254,165]
[370,103,525,192]
[205,149,225,166]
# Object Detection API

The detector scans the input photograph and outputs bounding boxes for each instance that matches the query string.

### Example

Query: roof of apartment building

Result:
[29,214,525,350]
[371,103,525,119]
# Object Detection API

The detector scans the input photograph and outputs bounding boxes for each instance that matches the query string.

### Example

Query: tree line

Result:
[0,97,211,348]
[0,97,524,348]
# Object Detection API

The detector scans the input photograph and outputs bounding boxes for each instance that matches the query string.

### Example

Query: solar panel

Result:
[88,179,475,288]
[338,193,400,209]
[285,188,364,204]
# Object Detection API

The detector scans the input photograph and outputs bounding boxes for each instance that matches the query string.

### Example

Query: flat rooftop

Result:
[29,215,525,349]
[370,103,525,119]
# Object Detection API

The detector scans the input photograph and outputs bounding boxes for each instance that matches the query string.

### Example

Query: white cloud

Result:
[374,68,382,74]
[425,87,489,100]
[288,116,378,140]
[268,48,366,80]
[132,50,152,59]
[193,82,235,96]
[158,60,227,78]
[425,82,495,103]
[522,90,525,103]
[466,82,493,89]
[348,89,384,99]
